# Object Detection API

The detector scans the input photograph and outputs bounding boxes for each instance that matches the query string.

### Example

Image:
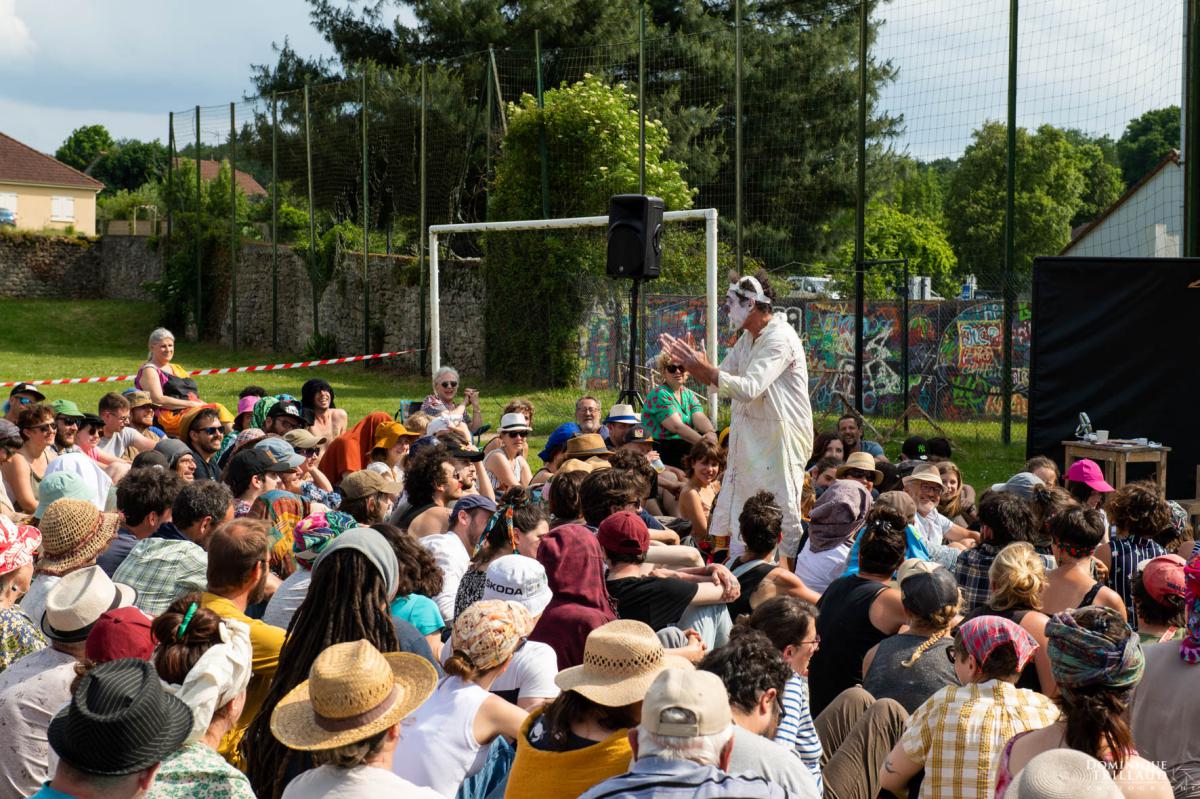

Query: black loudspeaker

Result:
[607,194,664,279]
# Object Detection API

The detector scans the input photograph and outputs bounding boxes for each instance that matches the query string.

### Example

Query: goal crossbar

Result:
[428,208,720,418]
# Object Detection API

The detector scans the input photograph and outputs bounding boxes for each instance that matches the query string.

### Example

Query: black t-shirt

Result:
[606,575,698,631]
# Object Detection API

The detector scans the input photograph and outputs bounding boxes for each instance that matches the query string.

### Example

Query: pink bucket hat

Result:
[237,396,260,416]
[1065,459,1113,493]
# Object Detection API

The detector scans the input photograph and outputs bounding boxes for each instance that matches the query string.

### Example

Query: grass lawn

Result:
[0,298,1028,483]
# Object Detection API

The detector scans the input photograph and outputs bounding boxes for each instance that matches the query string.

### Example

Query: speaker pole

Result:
[618,277,645,410]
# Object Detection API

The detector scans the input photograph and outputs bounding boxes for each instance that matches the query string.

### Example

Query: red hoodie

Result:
[528,524,617,669]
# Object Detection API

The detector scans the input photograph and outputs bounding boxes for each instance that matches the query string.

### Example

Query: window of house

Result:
[51,196,75,222]
[0,193,16,214]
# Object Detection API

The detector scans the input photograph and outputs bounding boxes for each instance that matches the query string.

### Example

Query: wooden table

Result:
[1062,440,1171,496]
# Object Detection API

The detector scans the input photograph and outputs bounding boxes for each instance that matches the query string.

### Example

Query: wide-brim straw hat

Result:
[902,462,944,488]
[836,451,884,485]
[564,433,610,458]
[36,498,120,576]
[555,619,693,707]
[271,640,437,751]
[558,457,612,476]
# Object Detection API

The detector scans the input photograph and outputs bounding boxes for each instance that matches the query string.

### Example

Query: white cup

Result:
[1095,430,1109,443]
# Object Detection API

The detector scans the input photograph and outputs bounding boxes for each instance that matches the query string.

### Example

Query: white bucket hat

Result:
[482,555,553,617]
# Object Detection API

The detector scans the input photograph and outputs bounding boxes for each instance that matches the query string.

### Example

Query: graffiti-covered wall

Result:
[582,295,1030,421]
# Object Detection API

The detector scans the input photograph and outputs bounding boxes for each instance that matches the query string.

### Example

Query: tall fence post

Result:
[1002,0,1018,446]
[853,0,868,414]
[535,30,550,219]
[194,106,202,335]
[166,113,174,259]
[1186,0,1199,256]
[734,0,744,275]
[486,46,495,221]
[271,93,279,351]
[638,1,646,192]
[229,102,239,350]
[419,64,428,375]
[361,66,371,355]
[304,82,320,337]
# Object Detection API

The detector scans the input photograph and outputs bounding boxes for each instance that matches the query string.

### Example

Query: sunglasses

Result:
[24,423,53,433]
[297,448,319,458]
[505,430,529,438]
[665,364,686,374]
[14,396,34,405]
[843,469,872,480]
[56,418,80,428]
[440,381,458,388]
[200,426,224,436]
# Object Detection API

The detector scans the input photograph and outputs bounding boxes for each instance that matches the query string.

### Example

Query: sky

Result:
[0,0,1186,160]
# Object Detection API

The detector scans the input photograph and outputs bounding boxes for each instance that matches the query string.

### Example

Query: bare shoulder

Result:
[1114,755,1173,799]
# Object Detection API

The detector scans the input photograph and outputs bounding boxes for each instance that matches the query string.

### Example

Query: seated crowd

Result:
[0,329,1195,799]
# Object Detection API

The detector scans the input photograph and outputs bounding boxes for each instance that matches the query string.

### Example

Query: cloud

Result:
[0,97,164,154]
[0,0,35,60]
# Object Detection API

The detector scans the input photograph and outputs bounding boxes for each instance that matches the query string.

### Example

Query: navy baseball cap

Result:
[452,494,497,516]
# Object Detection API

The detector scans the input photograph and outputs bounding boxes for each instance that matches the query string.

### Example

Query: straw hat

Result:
[271,640,438,751]
[1003,748,1122,799]
[836,452,884,485]
[36,498,120,576]
[558,457,612,476]
[41,565,136,643]
[564,434,610,458]
[555,619,693,707]
[903,462,945,488]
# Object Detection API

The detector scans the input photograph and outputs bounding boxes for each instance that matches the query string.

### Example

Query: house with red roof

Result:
[0,131,105,234]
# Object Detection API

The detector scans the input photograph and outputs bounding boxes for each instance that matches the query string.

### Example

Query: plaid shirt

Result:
[954,544,1057,612]
[113,538,207,616]
[900,680,1059,799]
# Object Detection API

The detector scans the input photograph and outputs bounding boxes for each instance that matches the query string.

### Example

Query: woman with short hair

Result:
[642,351,717,469]
[422,366,482,432]
[1,404,57,514]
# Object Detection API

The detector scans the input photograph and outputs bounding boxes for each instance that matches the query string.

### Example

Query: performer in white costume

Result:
[660,271,813,563]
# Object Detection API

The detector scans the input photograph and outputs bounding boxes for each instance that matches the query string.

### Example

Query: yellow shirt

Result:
[200,592,286,769]
[505,708,632,799]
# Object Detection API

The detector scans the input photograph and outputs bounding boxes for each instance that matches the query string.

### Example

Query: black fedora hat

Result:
[48,658,192,776]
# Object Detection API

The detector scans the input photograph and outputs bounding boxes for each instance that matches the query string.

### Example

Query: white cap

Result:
[482,555,552,617]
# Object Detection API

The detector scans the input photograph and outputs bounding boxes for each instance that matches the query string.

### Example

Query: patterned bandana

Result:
[1046,608,1144,695]
[476,502,518,556]
[451,599,532,672]
[1180,557,1200,665]
[958,615,1039,672]
[292,511,357,571]
[0,522,41,577]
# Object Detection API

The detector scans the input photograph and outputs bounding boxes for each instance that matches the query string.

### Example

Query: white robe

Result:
[712,314,813,561]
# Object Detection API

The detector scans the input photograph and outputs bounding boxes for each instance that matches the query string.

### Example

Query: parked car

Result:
[0,208,15,227]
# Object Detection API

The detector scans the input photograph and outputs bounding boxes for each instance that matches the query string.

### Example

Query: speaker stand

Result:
[617,277,645,410]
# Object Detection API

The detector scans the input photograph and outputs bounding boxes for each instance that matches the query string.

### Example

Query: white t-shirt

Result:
[97,428,141,459]
[481,639,559,705]
[282,764,441,799]
[261,570,312,630]
[420,533,470,622]
[792,542,853,595]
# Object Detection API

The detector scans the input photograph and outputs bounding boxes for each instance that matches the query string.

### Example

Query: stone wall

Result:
[0,233,99,298]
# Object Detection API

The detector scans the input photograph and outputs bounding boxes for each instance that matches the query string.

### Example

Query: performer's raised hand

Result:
[659,333,718,386]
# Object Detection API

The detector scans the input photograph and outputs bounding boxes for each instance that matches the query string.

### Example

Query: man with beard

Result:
[181,405,225,481]
[575,395,607,438]
[49,399,84,453]
[201,517,285,761]
[837,413,885,460]
[401,447,467,537]
[263,398,310,435]
[113,479,234,615]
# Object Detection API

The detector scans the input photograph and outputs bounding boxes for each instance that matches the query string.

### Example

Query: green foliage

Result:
[945,122,1086,291]
[487,75,693,386]
[55,125,114,172]
[828,201,957,299]
[1067,139,1124,229]
[1116,106,1180,185]
[97,183,163,225]
[91,139,170,195]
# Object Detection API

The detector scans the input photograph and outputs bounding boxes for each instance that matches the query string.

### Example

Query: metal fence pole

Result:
[305,82,320,337]
[166,112,173,259]
[854,0,868,414]
[271,93,279,351]
[195,106,202,334]
[1186,0,1199,256]
[1002,0,1018,445]
[486,46,495,221]
[535,30,550,219]
[419,65,428,374]
[734,0,743,275]
[229,102,239,350]
[362,67,371,354]
[638,1,646,193]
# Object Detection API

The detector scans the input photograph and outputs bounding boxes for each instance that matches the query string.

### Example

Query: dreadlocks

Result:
[241,549,400,799]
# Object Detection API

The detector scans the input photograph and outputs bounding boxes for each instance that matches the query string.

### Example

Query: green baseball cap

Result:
[49,399,84,420]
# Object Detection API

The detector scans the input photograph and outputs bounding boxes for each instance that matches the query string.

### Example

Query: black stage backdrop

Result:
[1028,257,1200,499]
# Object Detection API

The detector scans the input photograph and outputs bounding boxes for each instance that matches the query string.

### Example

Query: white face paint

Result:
[727,290,753,330]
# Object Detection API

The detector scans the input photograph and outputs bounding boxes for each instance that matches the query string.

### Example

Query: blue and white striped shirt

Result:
[774,674,823,790]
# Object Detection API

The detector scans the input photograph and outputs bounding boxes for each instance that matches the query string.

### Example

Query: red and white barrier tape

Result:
[0,349,420,388]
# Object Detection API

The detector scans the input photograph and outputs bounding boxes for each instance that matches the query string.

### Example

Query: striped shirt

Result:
[1108,535,1165,630]
[899,680,1059,799]
[774,674,823,789]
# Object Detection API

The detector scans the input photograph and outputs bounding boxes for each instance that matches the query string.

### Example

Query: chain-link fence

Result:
[162,0,1187,450]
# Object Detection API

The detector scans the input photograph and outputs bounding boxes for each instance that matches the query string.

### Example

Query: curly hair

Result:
[402,445,453,509]
[580,468,642,527]
[700,628,791,714]
[372,523,444,597]
[1107,481,1171,540]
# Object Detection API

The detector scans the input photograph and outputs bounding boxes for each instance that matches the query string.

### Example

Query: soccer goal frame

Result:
[428,208,720,417]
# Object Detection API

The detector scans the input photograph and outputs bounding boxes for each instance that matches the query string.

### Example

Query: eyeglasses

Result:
[797,636,820,648]
[440,381,458,388]
[24,423,53,433]
[297,448,319,458]
[505,430,529,438]
[199,426,224,436]
[56,418,79,428]
[665,364,686,374]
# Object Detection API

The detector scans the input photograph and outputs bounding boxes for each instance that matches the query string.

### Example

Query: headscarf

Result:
[291,511,357,571]
[317,412,393,485]
[216,425,264,467]
[958,614,1039,672]
[807,479,872,553]
[247,489,308,569]
[1180,557,1200,665]
[162,618,253,744]
[477,498,520,556]
[300,379,335,411]
[251,394,295,432]
[528,524,617,670]
[1046,608,1144,695]
[0,521,40,577]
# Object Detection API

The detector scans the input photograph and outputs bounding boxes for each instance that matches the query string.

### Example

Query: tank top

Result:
[727,558,775,620]
[862,633,959,713]
[807,575,888,716]
[393,676,491,796]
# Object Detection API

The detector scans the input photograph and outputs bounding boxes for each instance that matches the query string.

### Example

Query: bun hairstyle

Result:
[151,593,225,685]
[472,487,547,565]
[1047,506,1106,559]
[739,490,783,555]
[1028,485,1076,545]
[1107,481,1170,540]
[988,542,1047,611]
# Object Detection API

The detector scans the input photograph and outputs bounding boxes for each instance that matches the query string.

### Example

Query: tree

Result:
[91,139,170,195]
[829,201,957,299]
[1066,139,1123,229]
[1116,106,1180,185]
[945,122,1085,291]
[488,75,694,385]
[55,125,114,173]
